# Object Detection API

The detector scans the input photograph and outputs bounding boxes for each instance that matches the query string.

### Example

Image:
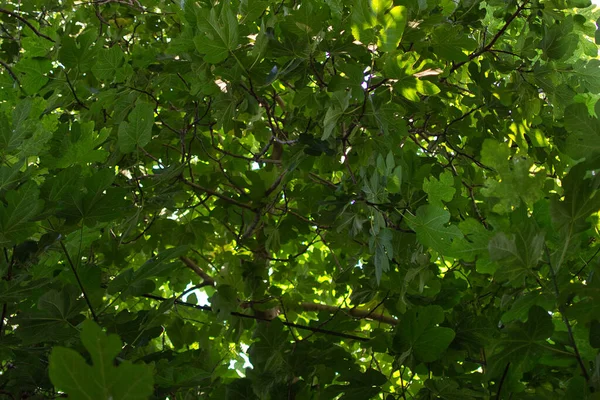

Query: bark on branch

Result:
[300,302,398,326]
[180,256,215,286]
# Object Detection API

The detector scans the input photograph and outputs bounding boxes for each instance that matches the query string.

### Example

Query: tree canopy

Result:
[1,0,600,398]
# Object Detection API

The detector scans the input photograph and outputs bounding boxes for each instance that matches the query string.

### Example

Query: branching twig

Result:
[447,0,529,74]
[0,8,55,42]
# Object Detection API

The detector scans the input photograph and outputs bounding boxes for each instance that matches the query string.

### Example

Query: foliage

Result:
[0,0,599,398]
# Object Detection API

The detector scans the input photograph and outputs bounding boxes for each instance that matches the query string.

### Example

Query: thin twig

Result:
[64,70,89,110]
[448,0,529,74]
[0,247,15,338]
[573,246,600,278]
[182,178,256,211]
[545,245,589,381]
[0,59,24,92]
[496,363,510,400]
[0,8,55,42]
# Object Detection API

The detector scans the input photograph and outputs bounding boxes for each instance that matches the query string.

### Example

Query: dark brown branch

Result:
[308,173,338,189]
[0,59,23,91]
[448,0,529,74]
[0,8,55,42]
[64,70,89,110]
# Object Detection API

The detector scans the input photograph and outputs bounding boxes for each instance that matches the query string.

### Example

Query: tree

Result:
[0,0,599,398]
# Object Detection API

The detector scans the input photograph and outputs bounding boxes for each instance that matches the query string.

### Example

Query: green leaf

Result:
[14,58,52,94]
[0,161,25,192]
[108,246,189,295]
[378,6,407,52]
[589,320,600,348]
[92,46,125,81]
[194,5,239,64]
[567,0,592,6]
[489,223,545,287]
[501,292,554,323]
[118,101,155,153]
[322,90,350,139]
[21,35,53,58]
[566,269,600,324]
[394,305,455,362]
[480,139,545,213]
[38,287,86,320]
[49,320,154,400]
[249,319,289,373]
[5,1,600,397]
[425,378,487,399]
[540,24,578,60]
[351,0,377,44]
[431,26,478,62]
[49,121,109,168]
[423,171,455,207]
[449,218,496,274]
[573,59,600,94]
[0,182,44,245]
[134,246,189,281]
[564,103,600,159]
[405,205,463,253]
[487,306,555,380]
[332,368,387,400]
[369,228,394,283]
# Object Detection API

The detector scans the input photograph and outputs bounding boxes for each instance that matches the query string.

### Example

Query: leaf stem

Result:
[544,245,589,381]
[58,238,98,323]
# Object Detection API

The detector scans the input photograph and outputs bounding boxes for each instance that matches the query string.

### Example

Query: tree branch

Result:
[448,0,529,74]
[182,178,256,211]
[59,240,98,323]
[545,245,589,381]
[140,293,370,342]
[300,302,398,326]
[180,256,215,286]
[0,59,24,92]
[0,8,55,42]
